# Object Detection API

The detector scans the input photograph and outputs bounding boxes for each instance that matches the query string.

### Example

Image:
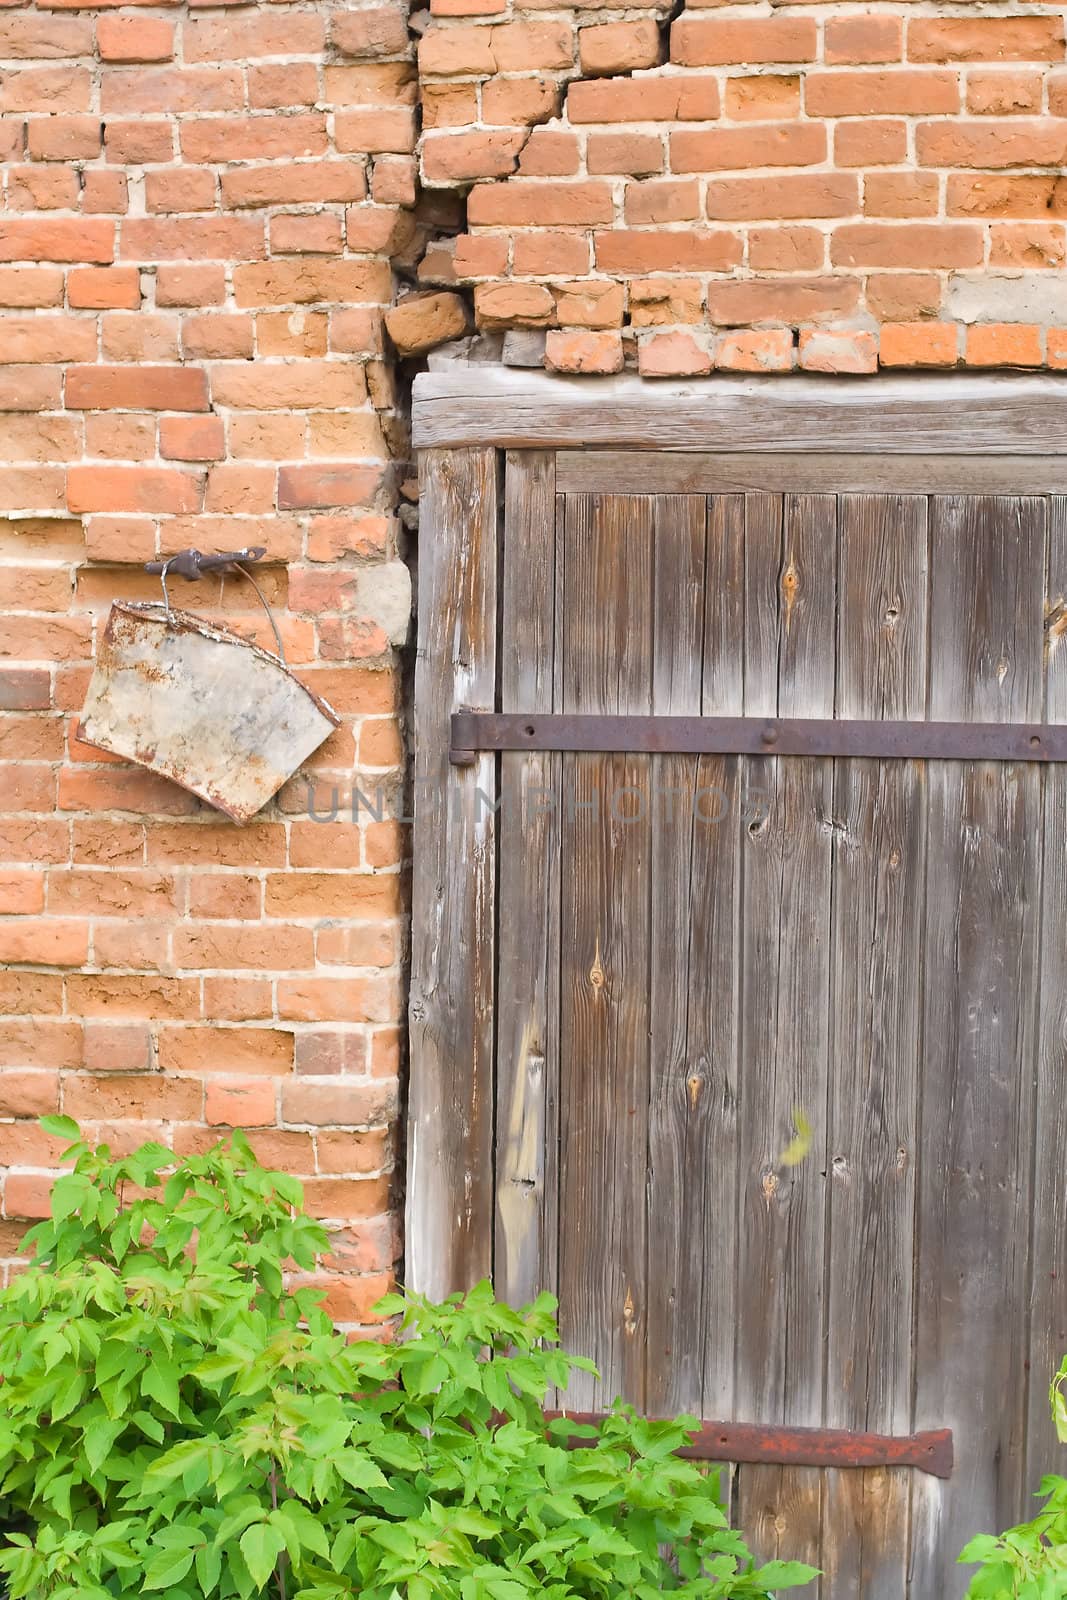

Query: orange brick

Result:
[587,132,663,176]
[825,16,901,64]
[946,174,1064,218]
[835,119,907,167]
[205,1078,277,1128]
[723,74,800,120]
[748,226,825,271]
[0,1071,60,1118]
[989,223,1066,268]
[706,172,856,221]
[0,920,88,967]
[594,229,742,274]
[879,321,959,367]
[67,466,203,515]
[96,15,174,59]
[831,223,983,269]
[157,414,224,461]
[807,69,960,116]
[567,75,719,123]
[553,278,625,327]
[278,976,396,1024]
[511,232,590,276]
[863,172,940,218]
[639,329,713,377]
[918,120,1067,169]
[517,130,580,178]
[467,180,612,228]
[422,128,525,182]
[707,277,861,326]
[671,122,825,172]
[0,871,43,915]
[26,116,101,160]
[82,1021,153,1073]
[670,15,816,66]
[67,266,140,309]
[966,68,1043,114]
[0,266,63,309]
[579,19,659,75]
[282,1078,396,1127]
[474,282,554,327]
[908,17,1064,62]
[1048,330,1067,370]
[799,329,878,374]
[624,178,700,225]
[716,329,795,373]
[545,329,623,374]
[965,323,1043,367]
[0,219,113,264]
[480,76,558,127]
[63,1075,202,1122]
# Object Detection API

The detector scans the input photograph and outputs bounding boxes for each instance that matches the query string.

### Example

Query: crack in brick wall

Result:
[415,0,1067,373]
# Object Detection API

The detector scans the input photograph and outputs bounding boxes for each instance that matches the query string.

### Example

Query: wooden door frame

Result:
[406,371,1067,1298]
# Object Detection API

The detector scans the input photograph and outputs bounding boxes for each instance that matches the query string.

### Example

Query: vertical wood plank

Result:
[407,446,499,1299]
[645,494,712,1416]
[1026,495,1067,1504]
[912,495,1045,1598]
[558,493,654,1412]
[822,495,928,1600]
[735,493,837,1587]
[494,452,560,1309]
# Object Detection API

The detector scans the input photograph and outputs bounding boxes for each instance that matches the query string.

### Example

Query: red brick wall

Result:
[0,0,412,1320]
[2,0,1064,1305]
[417,2,1067,374]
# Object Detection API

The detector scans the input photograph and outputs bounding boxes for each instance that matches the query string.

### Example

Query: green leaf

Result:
[39,1115,80,1142]
[756,1560,820,1589]
[83,1416,124,1474]
[240,1523,288,1589]
[142,1357,181,1418]
[143,1548,196,1590]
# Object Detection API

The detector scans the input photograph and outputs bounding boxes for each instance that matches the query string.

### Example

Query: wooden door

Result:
[409,388,1067,1600]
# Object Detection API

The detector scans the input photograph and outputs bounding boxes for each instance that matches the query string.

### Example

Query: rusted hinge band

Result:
[451,711,1067,766]
[547,1413,953,1479]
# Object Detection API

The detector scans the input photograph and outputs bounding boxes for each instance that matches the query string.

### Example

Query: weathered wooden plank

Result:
[412,371,1067,455]
[494,452,560,1310]
[735,493,837,1588]
[557,493,654,1411]
[822,495,929,1600]
[1025,495,1067,1503]
[556,452,1067,498]
[912,496,1045,1598]
[407,446,499,1299]
[645,494,711,1416]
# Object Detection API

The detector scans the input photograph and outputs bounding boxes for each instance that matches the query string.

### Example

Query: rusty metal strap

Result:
[451,711,1067,766]
[546,1413,954,1480]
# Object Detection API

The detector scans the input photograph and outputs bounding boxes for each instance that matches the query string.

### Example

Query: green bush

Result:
[958,1363,1067,1597]
[0,1119,817,1600]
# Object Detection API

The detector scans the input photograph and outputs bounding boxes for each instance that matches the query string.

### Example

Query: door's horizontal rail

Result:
[547,1414,954,1479]
[450,712,1067,765]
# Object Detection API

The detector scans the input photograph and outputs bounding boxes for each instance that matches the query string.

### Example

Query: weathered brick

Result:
[579,19,660,75]
[670,15,817,66]
[65,365,209,411]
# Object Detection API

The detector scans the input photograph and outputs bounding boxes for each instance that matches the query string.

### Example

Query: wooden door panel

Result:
[734,494,837,1588]
[485,474,1063,1600]
[822,495,928,1597]
[558,494,655,1411]
[911,496,1046,1594]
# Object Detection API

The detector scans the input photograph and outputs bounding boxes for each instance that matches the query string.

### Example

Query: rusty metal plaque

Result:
[80,602,340,824]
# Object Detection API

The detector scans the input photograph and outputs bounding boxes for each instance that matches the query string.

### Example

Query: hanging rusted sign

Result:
[80,599,339,824]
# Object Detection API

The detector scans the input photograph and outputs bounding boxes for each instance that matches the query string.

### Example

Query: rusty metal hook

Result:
[144,547,286,664]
